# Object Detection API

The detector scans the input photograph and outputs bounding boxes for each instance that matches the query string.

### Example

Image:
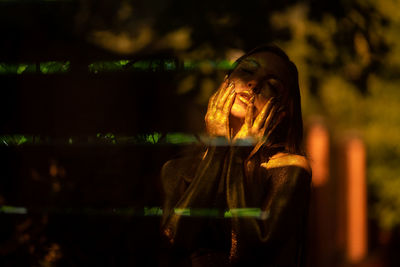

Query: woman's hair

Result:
[228,44,304,155]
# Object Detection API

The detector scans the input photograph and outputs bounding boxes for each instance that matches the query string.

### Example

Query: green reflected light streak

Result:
[0,133,197,146]
[0,59,234,74]
[0,205,268,219]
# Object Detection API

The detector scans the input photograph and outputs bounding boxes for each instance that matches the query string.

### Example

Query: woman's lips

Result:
[237,95,250,105]
[236,92,253,105]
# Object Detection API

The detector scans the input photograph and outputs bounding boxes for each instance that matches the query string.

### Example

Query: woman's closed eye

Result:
[266,78,284,94]
[267,81,278,94]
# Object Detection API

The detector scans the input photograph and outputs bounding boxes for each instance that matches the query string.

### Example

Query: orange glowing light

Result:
[346,138,367,263]
[306,123,329,187]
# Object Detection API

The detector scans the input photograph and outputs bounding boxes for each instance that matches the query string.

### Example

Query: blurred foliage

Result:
[0,61,70,74]
[0,205,27,214]
[0,63,36,74]
[0,135,31,146]
[88,60,130,73]
[2,2,400,267]
[0,133,198,146]
[0,205,262,218]
[74,0,400,229]
[0,59,233,74]
[267,1,400,230]
[1,0,399,232]
[40,61,70,74]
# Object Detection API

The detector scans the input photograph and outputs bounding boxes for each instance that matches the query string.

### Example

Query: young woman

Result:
[161,45,312,266]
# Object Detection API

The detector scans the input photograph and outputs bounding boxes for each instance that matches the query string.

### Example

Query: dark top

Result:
[160,145,311,267]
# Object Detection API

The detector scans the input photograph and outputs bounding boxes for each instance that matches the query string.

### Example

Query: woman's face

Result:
[228,51,290,119]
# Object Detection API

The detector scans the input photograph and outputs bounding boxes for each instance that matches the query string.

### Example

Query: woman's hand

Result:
[234,97,282,142]
[205,80,236,138]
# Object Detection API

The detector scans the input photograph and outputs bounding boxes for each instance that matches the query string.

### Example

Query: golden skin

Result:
[162,52,312,266]
[205,52,289,141]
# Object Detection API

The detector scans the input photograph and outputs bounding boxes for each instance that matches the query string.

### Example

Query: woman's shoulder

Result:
[260,152,312,175]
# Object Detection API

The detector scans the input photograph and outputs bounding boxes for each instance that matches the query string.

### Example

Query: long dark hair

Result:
[228,44,304,155]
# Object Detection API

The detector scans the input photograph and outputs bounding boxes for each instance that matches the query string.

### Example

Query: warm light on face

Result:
[228,52,289,119]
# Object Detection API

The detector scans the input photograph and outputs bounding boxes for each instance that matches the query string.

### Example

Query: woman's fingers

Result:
[208,93,216,111]
[222,90,236,116]
[217,81,235,109]
[261,105,277,133]
[253,97,275,130]
[244,96,255,127]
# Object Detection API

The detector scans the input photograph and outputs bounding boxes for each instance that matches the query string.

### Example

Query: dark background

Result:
[1,0,400,266]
